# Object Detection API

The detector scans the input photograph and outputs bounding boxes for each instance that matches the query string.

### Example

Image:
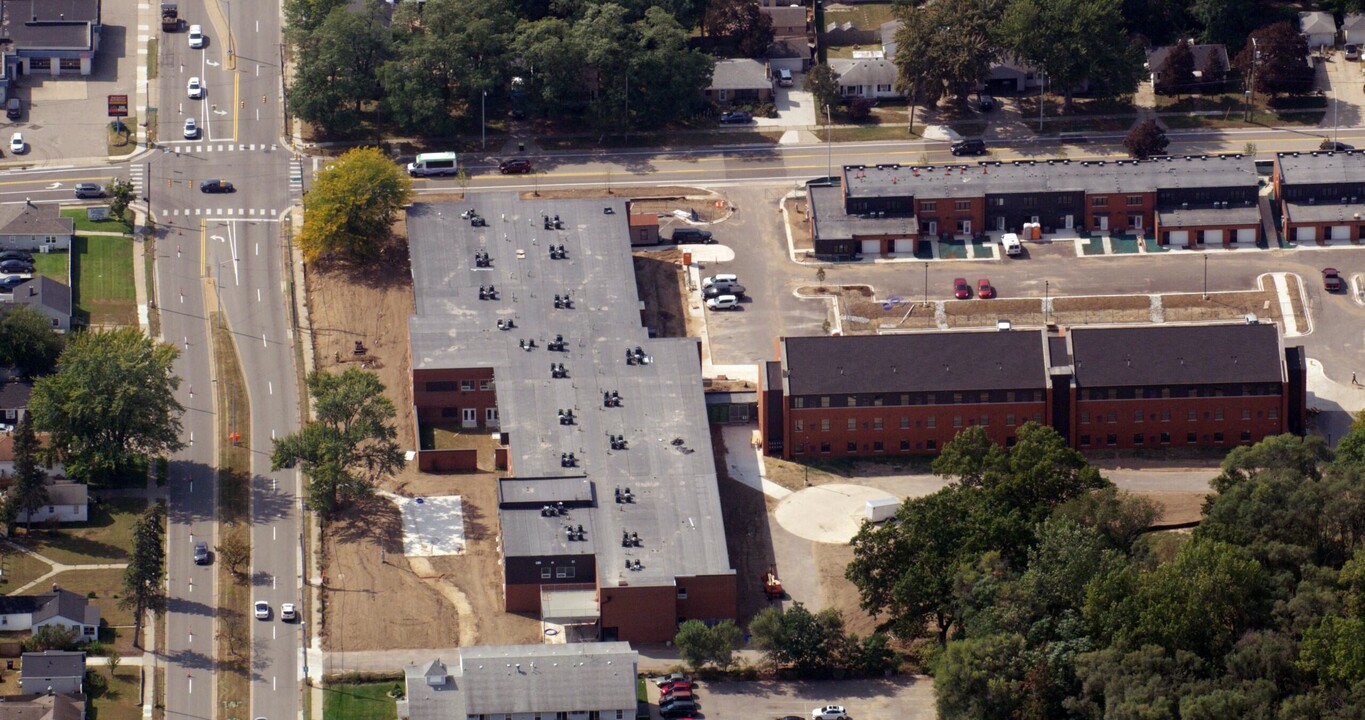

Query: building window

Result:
[1214,408,1224,421]
[1134,434,1144,445]
[460,380,474,391]
[900,439,910,450]
[1161,410,1171,422]
[820,441,831,453]
[900,394,910,405]
[1032,413,1043,423]
[920,201,936,212]
[820,419,830,432]
[794,419,804,432]
[1269,408,1279,420]
[873,441,884,452]
[485,408,499,422]
[1107,435,1117,446]
[1242,409,1251,420]
[927,416,936,428]
[873,396,884,406]
[1081,435,1091,446]
[847,418,857,431]
[557,567,575,579]
[980,415,989,427]
[926,440,937,450]
[1188,410,1197,421]
[900,416,910,429]
[820,396,830,408]
[461,408,476,423]
[1241,430,1252,442]
[1187,432,1197,444]
[846,396,857,407]
[541,567,552,579]
[480,379,493,390]
[793,397,805,408]
[873,417,883,430]
[1134,410,1143,423]
[954,200,971,211]
[794,442,806,454]
[677,587,687,599]
[1214,432,1224,444]
[1160,432,1171,444]
[953,416,962,428]
[426,381,458,392]
[1126,195,1143,206]
[847,442,858,452]
[1107,413,1117,424]
[1006,413,1015,426]
[1092,196,1108,207]
[1081,412,1090,424]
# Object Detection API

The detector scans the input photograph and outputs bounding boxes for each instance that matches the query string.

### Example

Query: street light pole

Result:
[481,90,487,150]
[1203,254,1209,300]
[825,104,832,179]
[1038,71,1046,131]
[922,262,929,308]
[1044,279,1050,324]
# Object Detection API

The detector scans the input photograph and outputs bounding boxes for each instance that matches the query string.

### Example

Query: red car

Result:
[953,277,971,299]
[977,278,995,299]
[499,158,534,174]
[659,680,693,695]
[661,688,694,703]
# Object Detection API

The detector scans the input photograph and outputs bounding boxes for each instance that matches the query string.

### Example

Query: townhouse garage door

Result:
[1296,226,1316,242]
[1332,225,1352,240]
[861,240,881,255]
[894,238,915,253]
[1167,230,1189,246]
[1237,228,1256,243]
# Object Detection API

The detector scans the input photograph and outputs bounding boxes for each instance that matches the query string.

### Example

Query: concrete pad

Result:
[720,424,791,500]
[778,130,802,145]
[678,245,736,263]
[393,494,466,556]
[773,483,899,544]
[921,125,962,142]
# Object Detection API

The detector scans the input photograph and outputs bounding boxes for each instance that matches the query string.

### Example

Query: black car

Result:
[659,700,698,718]
[74,182,105,199]
[5,98,21,120]
[951,138,987,156]
[1321,140,1354,152]
[978,94,996,111]
[719,110,753,124]
[0,259,34,274]
[499,158,534,174]
[670,227,713,244]
[194,541,211,565]
[200,179,235,193]
[0,275,30,292]
[703,283,745,299]
[0,250,33,263]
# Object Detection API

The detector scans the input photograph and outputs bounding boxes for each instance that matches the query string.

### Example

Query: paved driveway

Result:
[686,676,936,720]
[757,74,818,127]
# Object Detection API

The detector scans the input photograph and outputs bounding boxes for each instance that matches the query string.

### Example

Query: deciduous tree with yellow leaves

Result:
[298,146,412,263]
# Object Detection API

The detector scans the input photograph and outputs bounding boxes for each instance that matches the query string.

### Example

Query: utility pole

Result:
[1203,254,1209,300]
[1044,279,1050,324]
[481,90,487,150]
[1038,71,1046,131]
[922,262,929,308]
[825,104,832,179]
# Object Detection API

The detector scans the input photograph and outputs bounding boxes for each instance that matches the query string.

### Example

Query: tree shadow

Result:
[327,495,403,551]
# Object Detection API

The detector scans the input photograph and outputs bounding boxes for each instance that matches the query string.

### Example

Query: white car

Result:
[812,706,848,720]
[253,600,270,620]
[8,133,23,154]
[183,117,198,139]
[702,273,738,289]
[705,295,740,311]
[187,77,203,99]
[280,602,297,621]
[188,24,204,49]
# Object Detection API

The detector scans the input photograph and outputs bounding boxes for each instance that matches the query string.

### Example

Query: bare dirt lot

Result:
[633,248,695,339]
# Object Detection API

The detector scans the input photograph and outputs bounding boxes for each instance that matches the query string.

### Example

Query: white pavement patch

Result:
[720,425,790,500]
[773,483,900,544]
[393,494,466,556]
[1271,272,1301,336]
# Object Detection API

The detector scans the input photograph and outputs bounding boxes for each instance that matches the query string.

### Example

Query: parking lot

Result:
[659,676,935,720]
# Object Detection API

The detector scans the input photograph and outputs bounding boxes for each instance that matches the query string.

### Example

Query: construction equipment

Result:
[763,566,784,600]
[161,3,179,32]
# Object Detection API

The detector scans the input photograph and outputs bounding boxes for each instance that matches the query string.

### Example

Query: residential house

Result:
[705,59,772,105]
[760,4,806,39]
[0,430,65,479]
[824,20,877,47]
[757,324,1306,459]
[398,644,638,720]
[0,202,73,252]
[18,651,84,695]
[0,693,85,720]
[406,196,735,642]
[1273,150,1365,243]
[1344,13,1365,45]
[8,277,73,331]
[829,58,900,99]
[12,480,88,524]
[0,588,100,641]
[0,380,31,427]
[0,0,103,77]
[1146,43,1229,90]
[1300,11,1337,49]
[765,37,811,73]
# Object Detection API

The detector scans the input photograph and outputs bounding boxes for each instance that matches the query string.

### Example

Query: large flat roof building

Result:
[406,195,735,643]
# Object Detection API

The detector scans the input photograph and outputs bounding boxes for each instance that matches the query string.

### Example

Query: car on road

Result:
[188,24,204,48]
[951,138,987,156]
[280,602,297,621]
[0,251,33,262]
[184,117,199,139]
[703,283,745,299]
[498,158,533,174]
[719,110,753,124]
[200,179,235,193]
[671,227,714,244]
[1323,267,1345,292]
[193,541,210,565]
[8,132,23,154]
[953,277,971,299]
[0,275,31,292]
[0,259,34,274]
[812,706,848,720]
[1321,140,1354,151]
[977,278,995,299]
[74,183,105,199]
[187,77,203,99]
[706,295,741,311]
[253,600,270,620]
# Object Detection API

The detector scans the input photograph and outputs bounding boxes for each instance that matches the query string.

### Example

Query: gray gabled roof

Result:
[31,590,91,625]
[458,643,637,715]
[782,332,1049,396]
[1300,11,1336,35]
[829,58,898,87]
[1147,43,1229,74]
[0,692,85,720]
[708,59,769,90]
[0,381,33,410]
[1344,13,1365,33]
[13,276,72,318]
[1068,324,1284,388]
[0,203,74,237]
[19,652,84,681]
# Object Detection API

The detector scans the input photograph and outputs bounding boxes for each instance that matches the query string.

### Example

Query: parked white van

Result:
[1000,233,1022,256]
[407,151,459,177]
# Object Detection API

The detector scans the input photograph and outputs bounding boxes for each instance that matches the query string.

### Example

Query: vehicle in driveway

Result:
[977,94,996,111]
[200,179,234,193]
[499,158,533,174]
[706,295,741,311]
[187,77,203,99]
[777,68,794,87]
[0,251,33,262]
[5,98,21,120]
[74,183,105,199]
[655,673,691,687]
[1000,232,1022,256]
[1348,43,1361,60]
[660,699,698,718]
[253,600,270,620]
[703,283,745,299]
[953,277,971,299]
[0,275,31,292]
[0,259,35,274]
[193,541,210,564]
[1323,267,1344,292]
[702,274,738,288]
[9,132,24,154]
[950,138,986,156]
[670,227,714,244]
[812,706,849,720]
[977,278,995,299]
[659,680,693,694]
[719,110,753,124]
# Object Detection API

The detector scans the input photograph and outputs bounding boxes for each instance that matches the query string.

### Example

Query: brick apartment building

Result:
[807,155,1263,257]
[406,195,736,643]
[758,324,1306,459]
[1273,150,1365,244]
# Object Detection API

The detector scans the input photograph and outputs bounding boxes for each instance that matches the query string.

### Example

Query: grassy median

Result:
[212,310,253,720]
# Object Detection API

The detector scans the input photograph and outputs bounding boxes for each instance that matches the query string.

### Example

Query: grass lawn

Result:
[61,207,133,235]
[31,251,70,284]
[71,235,136,326]
[822,2,897,36]
[43,568,133,626]
[322,682,399,720]
[89,667,142,720]
[827,125,916,143]
[0,545,52,591]
[13,497,145,566]
[106,115,136,157]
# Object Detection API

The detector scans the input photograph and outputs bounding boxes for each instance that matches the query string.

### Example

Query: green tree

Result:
[106,179,135,223]
[512,18,589,118]
[6,415,48,531]
[22,624,79,652]
[29,328,184,484]
[673,619,744,671]
[120,502,167,649]
[297,146,412,263]
[1155,38,1195,96]
[626,8,714,128]
[0,305,65,377]
[272,368,405,517]
[998,0,1145,110]
[748,603,845,677]
[289,3,391,135]
[1120,0,1189,44]
[1189,0,1274,51]
[1211,433,1329,494]
[1123,118,1170,159]
[891,0,1001,110]
[216,533,250,581]
[805,63,840,119]
[1299,615,1365,684]
[933,633,1030,719]
[284,0,351,39]
[1235,22,1315,98]
[703,0,774,58]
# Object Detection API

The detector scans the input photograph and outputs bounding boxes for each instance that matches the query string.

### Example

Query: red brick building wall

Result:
[1084,191,1155,234]
[783,401,1047,459]
[676,574,739,625]
[600,585,679,642]
[412,367,498,426]
[1071,394,1285,450]
[915,196,986,236]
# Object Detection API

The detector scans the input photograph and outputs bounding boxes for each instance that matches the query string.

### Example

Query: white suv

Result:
[812,707,848,720]
[188,24,204,48]
[705,295,740,311]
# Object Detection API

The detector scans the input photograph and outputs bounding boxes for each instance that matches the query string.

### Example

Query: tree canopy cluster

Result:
[747,602,898,679]
[848,421,1365,718]
[287,0,715,136]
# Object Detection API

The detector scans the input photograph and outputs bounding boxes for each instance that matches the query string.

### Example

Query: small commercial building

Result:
[758,323,1306,458]
[0,0,103,77]
[1273,150,1365,244]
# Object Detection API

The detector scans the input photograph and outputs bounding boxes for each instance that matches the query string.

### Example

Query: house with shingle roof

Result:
[0,587,100,641]
[0,202,72,252]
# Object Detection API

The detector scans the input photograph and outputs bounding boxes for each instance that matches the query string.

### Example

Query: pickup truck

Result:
[161,3,179,31]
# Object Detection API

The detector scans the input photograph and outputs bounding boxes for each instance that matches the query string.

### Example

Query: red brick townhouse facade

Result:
[1273,150,1365,244]
[807,154,1263,258]
[758,323,1306,459]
